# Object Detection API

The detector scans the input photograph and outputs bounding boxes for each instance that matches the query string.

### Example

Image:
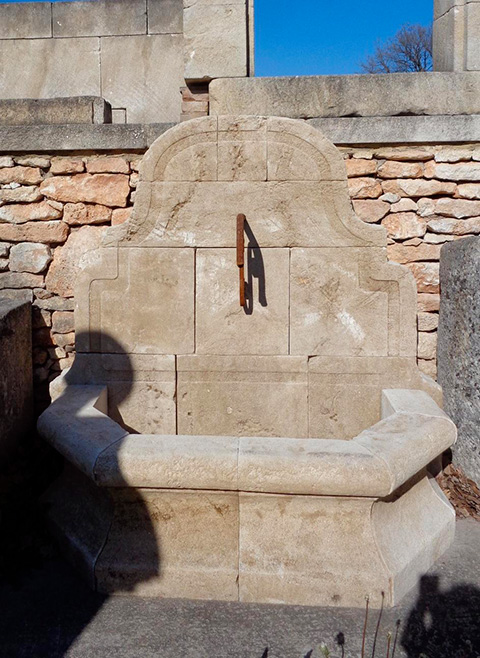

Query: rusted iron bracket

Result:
[237,213,246,307]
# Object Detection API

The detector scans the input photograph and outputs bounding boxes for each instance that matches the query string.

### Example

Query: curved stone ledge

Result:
[38,384,456,497]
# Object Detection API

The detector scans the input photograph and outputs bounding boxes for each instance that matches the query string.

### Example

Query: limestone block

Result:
[9,243,52,274]
[51,158,85,175]
[345,159,377,177]
[77,247,195,355]
[407,263,440,293]
[0,201,62,224]
[435,161,480,180]
[95,434,238,489]
[456,183,480,199]
[86,157,130,175]
[382,179,457,197]
[387,243,441,264]
[0,38,101,101]
[195,248,289,355]
[0,3,52,39]
[53,0,147,37]
[37,385,129,479]
[0,186,42,204]
[218,117,267,181]
[418,312,439,331]
[40,174,129,207]
[101,35,184,123]
[290,248,389,357]
[184,4,247,80]
[438,237,480,485]
[381,388,447,419]
[95,489,239,599]
[134,181,383,248]
[428,216,480,234]
[51,353,177,435]
[382,212,426,240]
[348,177,383,198]
[0,221,69,245]
[238,493,388,607]
[0,272,44,289]
[352,200,390,223]
[148,0,183,34]
[177,355,309,438]
[52,311,74,335]
[308,357,441,440]
[0,167,42,186]
[466,1,480,70]
[377,161,423,179]
[46,226,107,298]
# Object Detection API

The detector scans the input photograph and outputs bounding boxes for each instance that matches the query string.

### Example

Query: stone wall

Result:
[1,145,479,410]
[0,0,253,124]
[0,300,33,458]
[434,0,480,71]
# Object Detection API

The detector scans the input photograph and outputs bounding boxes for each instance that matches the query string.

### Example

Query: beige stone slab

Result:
[0,38,101,100]
[290,248,389,357]
[184,4,247,80]
[218,117,267,181]
[195,248,289,355]
[148,0,183,34]
[95,434,239,489]
[101,35,183,123]
[0,3,52,39]
[131,181,383,248]
[84,247,195,355]
[177,356,308,438]
[95,489,239,600]
[53,0,147,37]
[308,356,442,440]
[238,493,389,607]
[381,388,449,420]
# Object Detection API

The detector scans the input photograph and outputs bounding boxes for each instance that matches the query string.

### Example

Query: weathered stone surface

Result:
[0,167,42,186]
[435,148,474,163]
[436,198,480,217]
[390,199,418,213]
[86,157,130,174]
[418,293,440,312]
[0,243,10,258]
[418,332,437,360]
[9,243,52,274]
[111,208,131,225]
[0,201,62,224]
[352,199,390,223]
[387,243,441,264]
[435,162,480,181]
[0,186,42,204]
[382,179,457,197]
[456,183,480,199]
[424,232,456,243]
[15,156,50,168]
[428,216,480,234]
[52,311,75,334]
[101,34,183,123]
[348,177,382,198]
[438,237,480,485]
[63,203,112,226]
[0,221,69,244]
[46,226,107,298]
[378,161,423,179]
[0,98,110,127]
[50,158,85,175]
[0,258,8,272]
[407,263,440,293]
[418,358,437,379]
[0,272,44,289]
[418,312,439,331]
[417,198,436,217]
[148,0,183,34]
[374,148,434,161]
[184,4,247,80]
[382,212,426,240]
[0,2,51,39]
[52,0,147,38]
[0,156,14,168]
[345,159,377,177]
[40,174,129,207]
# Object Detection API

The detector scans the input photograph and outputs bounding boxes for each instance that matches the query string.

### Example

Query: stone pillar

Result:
[438,237,480,487]
[434,0,480,71]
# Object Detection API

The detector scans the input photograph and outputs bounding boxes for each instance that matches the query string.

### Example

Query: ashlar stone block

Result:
[290,248,389,357]
[195,248,289,355]
[177,356,308,438]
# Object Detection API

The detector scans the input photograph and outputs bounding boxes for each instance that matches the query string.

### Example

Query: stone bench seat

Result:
[38,385,456,497]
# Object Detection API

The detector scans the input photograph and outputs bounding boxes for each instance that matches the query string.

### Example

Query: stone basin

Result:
[38,116,457,608]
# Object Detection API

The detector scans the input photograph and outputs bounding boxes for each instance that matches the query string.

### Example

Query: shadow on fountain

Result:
[401,574,480,658]
[0,331,160,657]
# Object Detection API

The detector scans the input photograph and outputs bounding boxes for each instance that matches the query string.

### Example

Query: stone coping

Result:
[37,385,456,498]
[2,116,480,152]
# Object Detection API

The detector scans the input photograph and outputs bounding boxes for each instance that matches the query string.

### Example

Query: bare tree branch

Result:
[360,24,433,74]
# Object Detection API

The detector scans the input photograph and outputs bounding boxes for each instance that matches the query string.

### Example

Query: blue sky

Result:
[0,0,434,76]
[255,0,433,76]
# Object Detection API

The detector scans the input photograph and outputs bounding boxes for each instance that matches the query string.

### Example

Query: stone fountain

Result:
[38,116,456,608]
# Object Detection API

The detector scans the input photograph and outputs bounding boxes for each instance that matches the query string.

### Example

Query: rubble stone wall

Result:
[1,145,479,410]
